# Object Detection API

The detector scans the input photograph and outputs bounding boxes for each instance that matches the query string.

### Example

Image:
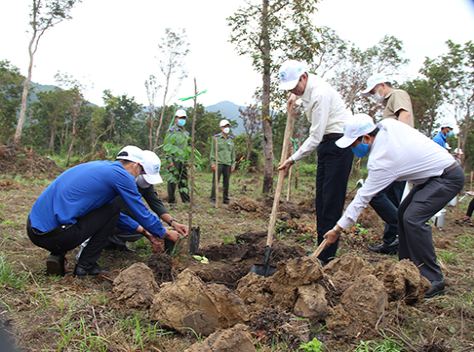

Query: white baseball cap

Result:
[116,145,145,164]
[278,60,307,90]
[362,73,391,95]
[141,150,163,184]
[439,120,453,129]
[219,119,230,128]
[335,114,376,148]
[175,109,187,118]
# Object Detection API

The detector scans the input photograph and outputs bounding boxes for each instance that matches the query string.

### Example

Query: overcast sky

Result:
[1,0,473,108]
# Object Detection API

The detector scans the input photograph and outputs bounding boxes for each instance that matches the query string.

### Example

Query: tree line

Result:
[1,0,472,193]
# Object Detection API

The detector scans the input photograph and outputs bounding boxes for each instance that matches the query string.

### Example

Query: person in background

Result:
[461,198,474,225]
[166,109,190,204]
[277,59,353,264]
[433,121,454,149]
[324,114,464,298]
[108,149,188,254]
[361,73,415,255]
[27,146,182,277]
[210,119,236,204]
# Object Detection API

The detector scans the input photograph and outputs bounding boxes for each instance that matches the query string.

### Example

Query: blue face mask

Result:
[446,130,454,138]
[351,142,370,158]
[177,119,186,127]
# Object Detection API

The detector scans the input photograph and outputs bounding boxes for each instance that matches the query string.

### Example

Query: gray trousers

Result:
[398,164,464,283]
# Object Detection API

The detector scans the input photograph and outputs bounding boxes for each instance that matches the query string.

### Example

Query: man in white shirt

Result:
[323,114,464,298]
[278,60,353,264]
[362,73,415,255]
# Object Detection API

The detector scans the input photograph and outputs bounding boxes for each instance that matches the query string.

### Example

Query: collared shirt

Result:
[29,161,167,238]
[432,131,447,148]
[383,89,414,127]
[337,118,455,229]
[290,74,352,162]
[210,133,236,167]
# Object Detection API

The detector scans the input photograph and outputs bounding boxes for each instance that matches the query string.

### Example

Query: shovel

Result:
[250,98,296,276]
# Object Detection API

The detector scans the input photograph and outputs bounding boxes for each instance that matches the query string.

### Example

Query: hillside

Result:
[206,100,245,135]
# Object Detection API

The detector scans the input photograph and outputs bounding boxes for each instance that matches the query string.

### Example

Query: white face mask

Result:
[136,174,151,189]
[373,87,385,103]
[223,127,230,134]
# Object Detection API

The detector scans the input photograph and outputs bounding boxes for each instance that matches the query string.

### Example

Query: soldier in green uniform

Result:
[165,109,190,204]
[210,119,236,204]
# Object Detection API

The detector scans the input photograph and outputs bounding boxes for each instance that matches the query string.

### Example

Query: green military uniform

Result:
[165,126,190,203]
[210,133,236,203]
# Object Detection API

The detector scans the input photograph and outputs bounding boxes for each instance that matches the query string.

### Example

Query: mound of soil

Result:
[374,259,430,304]
[0,145,62,178]
[150,270,248,336]
[184,324,256,352]
[326,274,388,339]
[112,262,158,309]
[323,255,374,294]
[249,308,310,348]
[147,253,173,284]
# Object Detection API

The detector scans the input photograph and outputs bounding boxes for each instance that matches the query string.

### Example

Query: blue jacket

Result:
[432,131,446,148]
[29,161,166,238]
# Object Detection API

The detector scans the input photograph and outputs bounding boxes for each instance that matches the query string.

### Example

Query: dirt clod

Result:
[150,270,248,336]
[184,324,256,352]
[374,259,430,304]
[112,262,158,309]
[294,284,328,320]
[327,274,388,337]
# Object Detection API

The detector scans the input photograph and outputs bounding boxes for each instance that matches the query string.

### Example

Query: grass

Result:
[354,338,402,352]
[0,254,28,290]
[437,249,459,265]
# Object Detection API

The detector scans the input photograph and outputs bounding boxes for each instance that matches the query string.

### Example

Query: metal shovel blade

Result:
[189,226,200,255]
[250,246,277,277]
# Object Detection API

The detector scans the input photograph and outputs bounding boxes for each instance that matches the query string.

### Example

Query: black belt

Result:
[321,133,343,143]
[442,162,459,175]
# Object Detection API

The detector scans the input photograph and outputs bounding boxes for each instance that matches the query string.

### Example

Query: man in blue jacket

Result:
[432,121,454,149]
[27,146,181,277]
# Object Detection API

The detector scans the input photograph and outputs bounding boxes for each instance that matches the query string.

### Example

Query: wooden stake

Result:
[187,78,198,231]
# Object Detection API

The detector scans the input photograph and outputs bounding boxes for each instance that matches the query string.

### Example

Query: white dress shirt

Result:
[337,118,456,229]
[290,74,352,162]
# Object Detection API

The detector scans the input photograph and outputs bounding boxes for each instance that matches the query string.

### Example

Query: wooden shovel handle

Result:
[266,103,296,247]
[310,239,328,259]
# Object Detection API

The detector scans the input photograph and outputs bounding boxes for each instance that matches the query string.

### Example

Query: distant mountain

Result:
[28,82,60,104]
[206,100,245,135]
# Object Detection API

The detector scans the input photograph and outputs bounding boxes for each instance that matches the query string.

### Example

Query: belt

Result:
[321,133,343,143]
[442,162,459,175]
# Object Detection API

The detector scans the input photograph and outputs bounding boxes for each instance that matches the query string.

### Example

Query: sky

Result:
[1,0,473,109]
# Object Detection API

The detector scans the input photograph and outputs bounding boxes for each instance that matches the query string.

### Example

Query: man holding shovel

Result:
[323,114,464,298]
[210,119,236,205]
[278,60,353,264]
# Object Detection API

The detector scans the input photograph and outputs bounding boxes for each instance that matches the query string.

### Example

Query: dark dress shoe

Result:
[74,264,108,277]
[424,280,445,298]
[368,238,399,255]
[46,254,65,276]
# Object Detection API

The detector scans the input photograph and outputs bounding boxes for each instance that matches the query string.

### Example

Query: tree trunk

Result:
[66,96,81,166]
[188,78,198,230]
[154,70,171,148]
[148,110,154,150]
[14,34,36,145]
[261,0,273,194]
[49,124,56,152]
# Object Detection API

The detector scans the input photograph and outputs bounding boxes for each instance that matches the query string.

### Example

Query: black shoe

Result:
[46,254,65,276]
[424,280,445,299]
[105,242,135,252]
[223,199,230,204]
[74,264,108,277]
[368,238,399,255]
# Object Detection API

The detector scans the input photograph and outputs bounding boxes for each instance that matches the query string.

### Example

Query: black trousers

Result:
[27,202,120,269]
[467,198,474,217]
[398,165,464,283]
[315,138,354,263]
[369,181,405,245]
[167,161,190,203]
[210,164,231,202]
